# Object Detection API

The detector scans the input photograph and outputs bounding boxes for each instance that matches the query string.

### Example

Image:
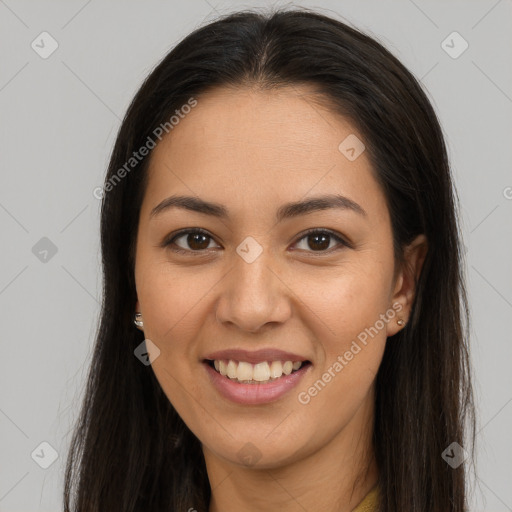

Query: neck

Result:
[205,392,378,512]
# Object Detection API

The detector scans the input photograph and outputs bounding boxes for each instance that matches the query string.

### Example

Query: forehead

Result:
[142,85,386,222]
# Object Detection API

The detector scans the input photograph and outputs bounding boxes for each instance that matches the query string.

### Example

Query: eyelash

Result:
[162,227,350,255]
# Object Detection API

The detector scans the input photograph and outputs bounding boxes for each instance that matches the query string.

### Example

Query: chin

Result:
[204,432,311,470]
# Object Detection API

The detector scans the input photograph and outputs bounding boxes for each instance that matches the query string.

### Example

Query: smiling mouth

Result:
[204,359,312,384]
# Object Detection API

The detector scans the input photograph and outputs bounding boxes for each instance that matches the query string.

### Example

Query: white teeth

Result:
[253,362,270,381]
[269,360,283,378]
[227,360,238,379]
[211,359,305,383]
[282,361,293,375]
[236,361,253,381]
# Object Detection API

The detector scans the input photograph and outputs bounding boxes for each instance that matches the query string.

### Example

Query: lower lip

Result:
[203,362,311,405]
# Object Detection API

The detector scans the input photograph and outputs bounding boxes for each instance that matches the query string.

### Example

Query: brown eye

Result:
[183,232,211,250]
[165,229,220,253]
[293,229,347,253]
[164,228,348,255]
[306,233,330,251]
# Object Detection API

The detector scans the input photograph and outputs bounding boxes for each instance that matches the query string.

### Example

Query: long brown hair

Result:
[63,7,476,511]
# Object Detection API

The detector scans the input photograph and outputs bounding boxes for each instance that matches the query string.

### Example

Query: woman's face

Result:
[134,85,424,470]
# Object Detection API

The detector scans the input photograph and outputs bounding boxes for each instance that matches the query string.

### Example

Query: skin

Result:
[134,85,427,512]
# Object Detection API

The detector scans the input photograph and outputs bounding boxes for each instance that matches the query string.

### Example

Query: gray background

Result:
[0,0,511,510]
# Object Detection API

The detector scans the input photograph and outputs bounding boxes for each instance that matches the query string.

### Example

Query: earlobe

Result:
[134,300,144,330]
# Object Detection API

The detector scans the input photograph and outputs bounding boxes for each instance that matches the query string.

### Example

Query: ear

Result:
[386,234,428,337]
[135,300,140,313]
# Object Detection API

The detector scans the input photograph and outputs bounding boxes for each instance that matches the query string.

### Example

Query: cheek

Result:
[293,264,390,433]
[150,359,214,448]
[135,264,216,409]
[138,269,211,414]
[290,257,393,347]
[290,258,391,410]
[295,353,381,451]
[136,262,215,348]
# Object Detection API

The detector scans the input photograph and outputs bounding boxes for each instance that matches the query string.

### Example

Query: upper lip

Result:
[204,348,310,364]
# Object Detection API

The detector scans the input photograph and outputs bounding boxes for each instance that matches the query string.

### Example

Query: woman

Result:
[64,8,476,512]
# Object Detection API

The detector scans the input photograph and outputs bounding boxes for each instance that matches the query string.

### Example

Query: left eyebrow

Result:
[149,193,367,221]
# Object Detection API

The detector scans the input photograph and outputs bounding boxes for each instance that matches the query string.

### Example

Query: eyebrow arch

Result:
[149,193,367,221]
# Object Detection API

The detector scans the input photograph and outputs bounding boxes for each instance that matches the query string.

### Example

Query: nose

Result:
[214,247,292,334]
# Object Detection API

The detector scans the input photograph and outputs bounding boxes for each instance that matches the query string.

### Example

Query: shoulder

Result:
[352,484,379,512]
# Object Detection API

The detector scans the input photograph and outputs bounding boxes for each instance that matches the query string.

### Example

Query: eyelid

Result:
[162,227,350,254]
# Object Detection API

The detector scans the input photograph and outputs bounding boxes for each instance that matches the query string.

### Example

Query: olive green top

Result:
[352,484,379,512]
